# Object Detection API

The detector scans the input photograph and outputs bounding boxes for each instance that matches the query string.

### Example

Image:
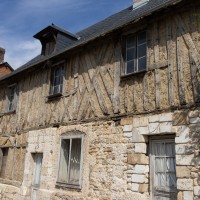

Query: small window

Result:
[50,65,64,96]
[7,84,17,112]
[124,31,147,75]
[44,40,55,56]
[57,136,82,188]
[0,148,9,178]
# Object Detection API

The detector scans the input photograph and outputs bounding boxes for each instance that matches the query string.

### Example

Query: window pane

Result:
[155,173,166,188]
[55,67,61,76]
[53,86,59,94]
[138,43,146,58]
[126,60,135,74]
[58,139,70,183]
[165,143,175,157]
[138,32,146,45]
[155,158,165,172]
[54,76,60,86]
[69,138,81,185]
[138,57,146,71]
[166,158,176,172]
[127,48,135,61]
[166,173,176,188]
[33,154,43,186]
[127,36,135,48]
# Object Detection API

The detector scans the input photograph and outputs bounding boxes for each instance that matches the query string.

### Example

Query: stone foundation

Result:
[0,110,199,199]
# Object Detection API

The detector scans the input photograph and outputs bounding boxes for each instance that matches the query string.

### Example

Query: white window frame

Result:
[56,134,84,189]
[125,31,147,75]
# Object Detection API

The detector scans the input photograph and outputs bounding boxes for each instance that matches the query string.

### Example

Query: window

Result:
[44,40,55,56]
[124,31,147,74]
[50,64,64,96]
[7,84,17,112]
[150,137,177,200]
[0,148,9,178]
[57,136,83,188]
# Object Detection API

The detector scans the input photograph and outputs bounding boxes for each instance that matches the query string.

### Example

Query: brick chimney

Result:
[0,47,13,78]
[0,47,5,64]
[133,0,149,9]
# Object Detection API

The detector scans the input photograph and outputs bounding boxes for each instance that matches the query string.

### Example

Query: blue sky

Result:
[0,0,132,69]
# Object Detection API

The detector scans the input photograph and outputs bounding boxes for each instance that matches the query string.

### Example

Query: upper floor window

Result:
[44,40,55,56]
[57,135,83,188]
[7,84,17,112]
[50,64,64,96]
[125,31,147,75]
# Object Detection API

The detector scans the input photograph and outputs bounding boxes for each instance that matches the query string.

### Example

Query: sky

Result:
[0,0,132,69]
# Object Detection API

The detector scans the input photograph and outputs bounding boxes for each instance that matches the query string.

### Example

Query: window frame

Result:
[122,30,147,76]
[149,135,177,200]
[56,134,84,189]
[49,63,64,98]
[0,147,9,178]
[7,83,18,113]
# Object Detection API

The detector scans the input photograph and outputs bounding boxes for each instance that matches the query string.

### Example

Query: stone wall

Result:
[0,110,199,199]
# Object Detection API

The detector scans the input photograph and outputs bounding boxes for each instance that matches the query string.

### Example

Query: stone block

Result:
[124,132,133,138]
[138,184,148,193]
[177,179,193,190]
[160,113,173,122]
[189,110,199,118]
[183,191,193,200]
[139,117,149,127]
[190,117,200,124]
[176,155,194,166]
[132,174,146,183]
[149,115,159,123]
[132,128,148,143]
[176,144,190,155]
[175,126,190,143]
[173,111,188,126]
[123,125,133,132]
[133,118,140,128]
[121,117,133,125]
[177,191,183,200]
[194,186,200,196]
[128,153,149,165]
[137,126,149,135]
[131,183,139,192]
[176,166,191,178]
[159,122,172,133]
[135,143,147,154]
[134,165,149,174]
[148,123,159,134]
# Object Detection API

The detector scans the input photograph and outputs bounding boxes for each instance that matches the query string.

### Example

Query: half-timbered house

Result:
[0,0,199,199]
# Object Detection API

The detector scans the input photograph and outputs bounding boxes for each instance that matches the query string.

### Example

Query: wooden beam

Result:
[189,52,200,103]
[113,41,121,114]
[176,36,186,105]
[166,19,174,107]
[154,22,160,109]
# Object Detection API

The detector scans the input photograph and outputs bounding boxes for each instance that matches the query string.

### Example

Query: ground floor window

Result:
[150,137,177,200]
[0,148,9,178]
[57,135,83,188]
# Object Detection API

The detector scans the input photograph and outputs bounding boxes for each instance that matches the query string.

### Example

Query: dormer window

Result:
[41,33,56,56]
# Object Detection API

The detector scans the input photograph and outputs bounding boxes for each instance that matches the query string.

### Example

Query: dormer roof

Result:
[33,24,80,40]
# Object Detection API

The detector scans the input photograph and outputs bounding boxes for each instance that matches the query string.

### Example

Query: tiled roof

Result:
[0,0,182,82]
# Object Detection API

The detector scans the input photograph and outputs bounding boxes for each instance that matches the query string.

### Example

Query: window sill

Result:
[55,182,81,191]
[47,93,63,101]
[121,69,147,79]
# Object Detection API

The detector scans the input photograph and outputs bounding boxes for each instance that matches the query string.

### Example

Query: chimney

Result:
[133,0,149,9]
[0,47,5,64]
